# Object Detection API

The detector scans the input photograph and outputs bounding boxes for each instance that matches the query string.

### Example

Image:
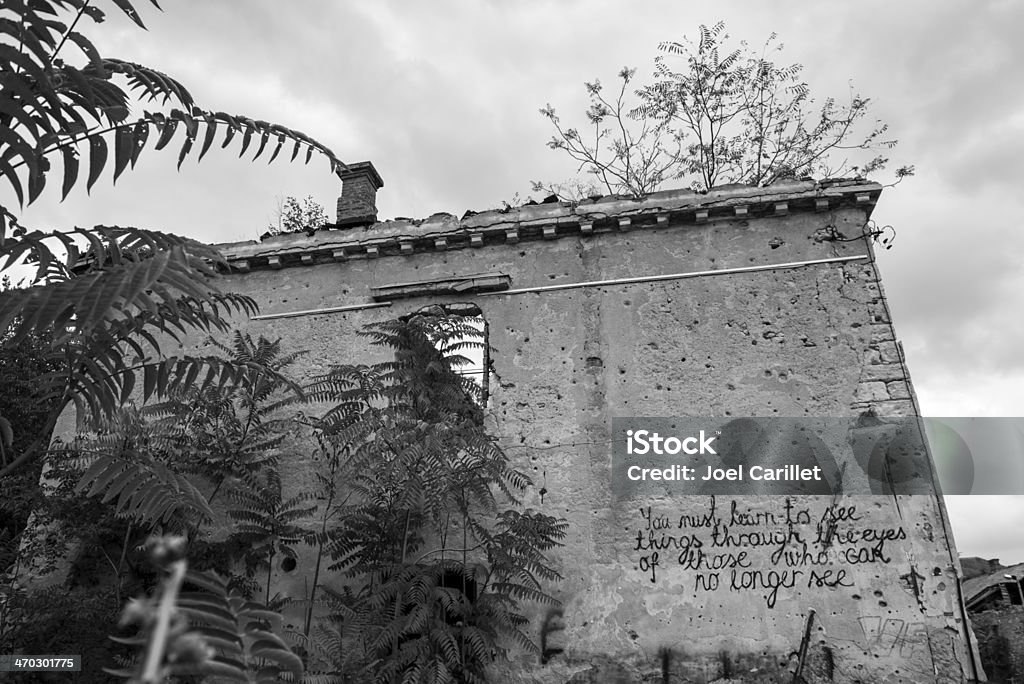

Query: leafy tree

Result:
[0,278,63,569]
[227,467,316,605]
[306,311,567,683]
[144,332,305,510]
[266,195,330,237]
[0,0,346,482]
[536,20,913,199]
[4,330,310,681]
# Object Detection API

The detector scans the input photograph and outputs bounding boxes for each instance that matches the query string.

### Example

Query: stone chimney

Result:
[336,161,384,228]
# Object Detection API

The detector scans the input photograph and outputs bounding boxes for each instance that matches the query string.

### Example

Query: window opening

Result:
[406,303,490,406]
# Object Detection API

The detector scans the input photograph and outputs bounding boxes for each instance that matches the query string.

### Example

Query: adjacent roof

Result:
[962,561,1024,610]
[215,178,882,273]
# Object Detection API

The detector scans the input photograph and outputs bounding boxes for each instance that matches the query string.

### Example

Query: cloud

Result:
[946,496,1024,565]
[5,0,1022,566]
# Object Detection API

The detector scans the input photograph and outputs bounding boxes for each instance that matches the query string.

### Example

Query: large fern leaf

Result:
[178,569,305,683]
[1,0,347,207]
[74,453,215,526]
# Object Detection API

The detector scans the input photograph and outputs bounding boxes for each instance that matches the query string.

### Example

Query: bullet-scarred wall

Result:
[211,178,980,683]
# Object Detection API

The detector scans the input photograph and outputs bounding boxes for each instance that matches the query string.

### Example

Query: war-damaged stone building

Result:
[207,162,982,683]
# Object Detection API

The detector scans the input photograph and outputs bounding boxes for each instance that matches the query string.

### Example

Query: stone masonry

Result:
[196,169,983,683]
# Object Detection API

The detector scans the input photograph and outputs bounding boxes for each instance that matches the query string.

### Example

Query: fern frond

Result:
[74,452,214,526]
[177,569,304,681]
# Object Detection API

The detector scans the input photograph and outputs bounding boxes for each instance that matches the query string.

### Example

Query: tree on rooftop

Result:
[265,195,329,237]
[535,21,913,199]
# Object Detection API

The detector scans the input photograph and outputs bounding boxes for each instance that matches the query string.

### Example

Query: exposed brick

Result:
[873,399,915,417]
[861,364,906,382]
[887,381,911,400]
[854,381,889,402]
[336,161,384,226]
[876,341,901,363]
[870,324,895,343]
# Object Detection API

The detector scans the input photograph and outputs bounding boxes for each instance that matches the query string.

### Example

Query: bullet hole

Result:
[727,383,736,390]
[625,300,631,306]
[519,251,526,256]
[932,567,942,576]
[585,357,603,368]
[878,601,887,607]
[619,368,626,375]
[873,590,883,597]
[852,594,861,600]
[281,557,297,572]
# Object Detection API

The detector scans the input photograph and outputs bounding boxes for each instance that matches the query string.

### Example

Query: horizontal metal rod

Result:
[250,254,868,319]
[476,254,870,297]
[252,301,392,321]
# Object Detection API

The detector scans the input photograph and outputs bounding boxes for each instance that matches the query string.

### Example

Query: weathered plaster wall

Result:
[199,181,978,683]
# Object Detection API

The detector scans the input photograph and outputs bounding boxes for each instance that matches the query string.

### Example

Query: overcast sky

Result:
[8,1,1024,564]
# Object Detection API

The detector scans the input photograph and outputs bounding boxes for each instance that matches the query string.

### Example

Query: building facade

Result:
[209,164,981,683]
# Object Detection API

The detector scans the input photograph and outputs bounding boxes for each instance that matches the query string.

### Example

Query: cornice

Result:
[216,178,882,273]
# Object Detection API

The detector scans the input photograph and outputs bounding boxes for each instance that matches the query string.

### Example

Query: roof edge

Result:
[217,178,883,273]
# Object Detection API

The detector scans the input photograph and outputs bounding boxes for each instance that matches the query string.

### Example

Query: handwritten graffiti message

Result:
[633,497,906,607]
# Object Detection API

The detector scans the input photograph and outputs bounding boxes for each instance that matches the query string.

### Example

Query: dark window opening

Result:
[1007,579,1024,606]
[404,303,490,407]
[439,569,478,621]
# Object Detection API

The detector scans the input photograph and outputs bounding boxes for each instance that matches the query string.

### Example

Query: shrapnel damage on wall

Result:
[207,163,982,684]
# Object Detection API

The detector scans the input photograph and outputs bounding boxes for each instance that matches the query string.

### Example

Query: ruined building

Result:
[209,163,981,683]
